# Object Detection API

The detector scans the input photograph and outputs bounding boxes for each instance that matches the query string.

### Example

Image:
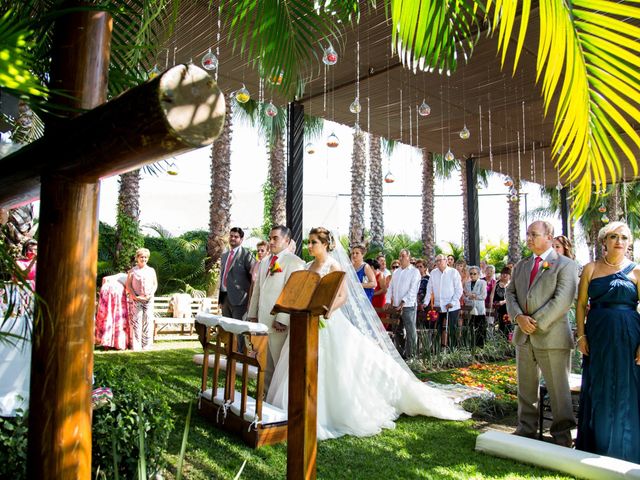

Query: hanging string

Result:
[399,88,403,143]
[479,104,483,152]
[488,108,493,172]
[542,150,547,188]
[517,131,522,182]
[521,100,526,156]
[356,40,360,128]
[215,5,221,81]
[531,142,536,184]
[323,63,327,113]
[440,80,444,156]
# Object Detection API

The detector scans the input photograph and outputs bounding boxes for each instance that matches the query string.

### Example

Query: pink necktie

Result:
[222,249,235,288]
[529,256,542,287]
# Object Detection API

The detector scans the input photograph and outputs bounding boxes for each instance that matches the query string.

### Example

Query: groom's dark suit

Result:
[219,246,255,320]
[506,249,578,446]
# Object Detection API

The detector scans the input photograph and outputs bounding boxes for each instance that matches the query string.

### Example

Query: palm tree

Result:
[114,170,142,271]
[368,134,384,251]
[507,179,522,264]
[349,129,367,245]
[421,150,435,266]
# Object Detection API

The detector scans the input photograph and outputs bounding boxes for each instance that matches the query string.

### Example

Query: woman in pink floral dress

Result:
[95,273,129,350]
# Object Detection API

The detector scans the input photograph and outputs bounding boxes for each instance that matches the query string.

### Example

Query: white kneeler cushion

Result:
[476,430,640,479]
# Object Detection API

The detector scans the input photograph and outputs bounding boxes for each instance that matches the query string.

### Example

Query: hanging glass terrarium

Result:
[269,70,284,86]
[509,194,519,202]
[349,97,361,114]
[326,132,340,148]
[265,102,278,117]
[503,176,514,187]
[459,125,470,140]
[444,149,455,162]
[601,214,610,224]
[305,143,316,154]
[201,48,218,71]
[234,84,250,103]
[322,45,338,65]
[598,205,607,213]
[384,171,395,183]
[148,64,161,80]
[418,100,431,116]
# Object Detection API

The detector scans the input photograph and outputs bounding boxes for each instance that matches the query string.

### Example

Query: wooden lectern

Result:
[272,270,345,480]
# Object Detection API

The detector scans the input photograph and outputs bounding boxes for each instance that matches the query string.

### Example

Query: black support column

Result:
[287,101,304,256]
[560,187,570,237]
[466,157,480,266]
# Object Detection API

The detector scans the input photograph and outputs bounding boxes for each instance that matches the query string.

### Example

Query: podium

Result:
[272,269,345,480]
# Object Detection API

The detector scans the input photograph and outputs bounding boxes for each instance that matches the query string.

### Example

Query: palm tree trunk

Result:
[507,180,522,263]
[590,222,602,261]
[460,160,469,261]
[269,131,287,226]
[206,93,233,276]
[349,130,367,245]
[369,134,384,250]
[421,151,435,266]
[606,187,622,222]
[115,169,141,271]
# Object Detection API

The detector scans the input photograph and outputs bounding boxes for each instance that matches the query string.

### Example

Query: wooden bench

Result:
[153,295,219,339]
[195,313,288,448]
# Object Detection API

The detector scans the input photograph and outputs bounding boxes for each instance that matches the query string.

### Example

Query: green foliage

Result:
[480,239,509,271]
[115,208,142,272]
[0,408,28,480]
[261,181,276,239]
[443,241,465,261]
[381,234,424,264]
[462,395,517,421]
[92,363,174,479]
[144,227,209,296]
[97,221,118,281]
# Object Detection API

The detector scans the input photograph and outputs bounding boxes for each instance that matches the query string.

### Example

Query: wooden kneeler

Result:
[272,270,345,480]
[195,314,288,447]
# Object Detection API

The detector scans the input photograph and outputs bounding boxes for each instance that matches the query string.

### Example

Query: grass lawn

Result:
[95,344,573,479]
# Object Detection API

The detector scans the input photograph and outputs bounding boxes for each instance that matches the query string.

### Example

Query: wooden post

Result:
[272,270,345,480]
[26,6,111,479]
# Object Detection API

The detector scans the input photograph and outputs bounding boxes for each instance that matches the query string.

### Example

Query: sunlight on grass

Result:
[94,347,574,479]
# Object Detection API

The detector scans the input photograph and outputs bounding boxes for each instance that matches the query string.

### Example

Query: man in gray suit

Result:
[506,220,578,447]
[219,227,255,320]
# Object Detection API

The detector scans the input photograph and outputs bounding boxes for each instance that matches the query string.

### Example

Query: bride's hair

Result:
[309,227,335,251]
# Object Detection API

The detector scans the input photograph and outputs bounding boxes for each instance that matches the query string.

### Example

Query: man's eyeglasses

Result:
[526,232,544,238]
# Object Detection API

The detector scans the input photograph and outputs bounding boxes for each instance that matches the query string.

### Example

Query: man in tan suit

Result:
[247,225,304,388]
[506,220,578,447]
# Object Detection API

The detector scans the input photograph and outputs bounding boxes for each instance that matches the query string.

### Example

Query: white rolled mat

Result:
[475,430,640,480]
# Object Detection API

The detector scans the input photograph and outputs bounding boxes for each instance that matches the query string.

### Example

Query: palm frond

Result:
[222,0,357,98]
[489,0,640,216]
[390,0,483,73]
[304,114,324,142]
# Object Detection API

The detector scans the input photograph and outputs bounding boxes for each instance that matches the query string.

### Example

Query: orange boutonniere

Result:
[269,261,283,276]
[541,261,552,272]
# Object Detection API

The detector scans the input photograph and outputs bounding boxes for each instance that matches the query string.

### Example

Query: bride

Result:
[267,227,471,440]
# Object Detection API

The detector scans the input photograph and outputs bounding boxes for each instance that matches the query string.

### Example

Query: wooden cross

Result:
[0,6,225,478]
[272,269,345,480]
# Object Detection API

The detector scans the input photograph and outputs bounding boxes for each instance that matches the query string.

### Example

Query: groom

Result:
[247,225,304,389]
[506,220,578,447]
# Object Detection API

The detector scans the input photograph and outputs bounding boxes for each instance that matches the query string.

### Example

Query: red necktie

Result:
[222,249,235,288]
[529,256,542,287]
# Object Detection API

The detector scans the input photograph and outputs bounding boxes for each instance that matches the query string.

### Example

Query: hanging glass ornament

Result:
[459,125,470,140]
[234,84,250,103]
[265,102,278,117]
[201,48,218,71]
[556,182,563,191]
[349,97,361,114]
[503,176,513,187]
[148,64,161,80]
[444,149,455,162]
[305,143,316,155]
[322,45,338,66]
[509,194,519,202]
[598,205,607,213]
[167,163,179,176]
[326,132,340,148]
[509,187,518,196]
[601,214,610,224]
[384,171,395,183]
[418,100,431,116]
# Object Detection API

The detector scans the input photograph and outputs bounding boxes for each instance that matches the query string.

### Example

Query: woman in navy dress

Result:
[575,221,640,463]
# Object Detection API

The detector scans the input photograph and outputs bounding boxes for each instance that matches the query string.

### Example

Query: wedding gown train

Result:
[267,261,471,441]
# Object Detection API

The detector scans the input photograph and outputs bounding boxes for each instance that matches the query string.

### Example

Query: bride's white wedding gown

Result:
[267,261,471,440]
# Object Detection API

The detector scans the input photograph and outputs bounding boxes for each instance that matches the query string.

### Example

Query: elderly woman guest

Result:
[489,267,512,337]
[463,266,487,348]
[484,265,496,310]
[575,221,640,463]
[126,248,158,351]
